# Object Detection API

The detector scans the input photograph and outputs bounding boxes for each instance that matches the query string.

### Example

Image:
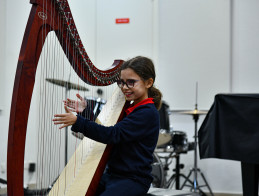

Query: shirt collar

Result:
[125,98,154,116]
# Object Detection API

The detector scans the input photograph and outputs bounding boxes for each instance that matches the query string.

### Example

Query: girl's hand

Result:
[63,93,87,113]
[53,106,77,129]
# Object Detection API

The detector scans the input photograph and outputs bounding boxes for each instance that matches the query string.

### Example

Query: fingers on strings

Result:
[53,116,71,129]
[76,93,83,101]
[53,107,71,129]
[63,99,77,111]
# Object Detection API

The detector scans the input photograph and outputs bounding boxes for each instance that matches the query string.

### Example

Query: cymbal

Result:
[172,109,208,115]
[46,78,88,91]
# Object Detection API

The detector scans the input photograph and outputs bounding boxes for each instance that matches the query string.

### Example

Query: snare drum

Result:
[156,129,172,148]
[171,131,188,153]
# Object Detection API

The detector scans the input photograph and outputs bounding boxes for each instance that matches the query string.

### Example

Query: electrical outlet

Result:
[24,161,36,172]
[29,163,36,173]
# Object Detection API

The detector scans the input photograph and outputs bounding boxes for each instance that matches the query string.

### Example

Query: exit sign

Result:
[116,18,130,24]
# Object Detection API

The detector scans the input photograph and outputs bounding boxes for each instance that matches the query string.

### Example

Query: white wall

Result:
[232,0,259,93]
[0,0,31,186]
[160,0,259,194]
[156,0,243,194]
[157,0,230,110]
[0,0,7,188]
[0,0,6,111]
[1,0,259,194]
[96,0,154,67]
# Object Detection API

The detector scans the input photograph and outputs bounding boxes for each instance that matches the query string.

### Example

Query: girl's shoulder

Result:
[129,103,159,118]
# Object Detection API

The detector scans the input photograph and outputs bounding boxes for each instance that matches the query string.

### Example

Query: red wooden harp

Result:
[7,0,124,195]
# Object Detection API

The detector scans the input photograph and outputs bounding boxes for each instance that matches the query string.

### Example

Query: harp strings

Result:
[24,0,118,195]
[35,0,62,192]
[34,0,63,192]
[32,0,93,194]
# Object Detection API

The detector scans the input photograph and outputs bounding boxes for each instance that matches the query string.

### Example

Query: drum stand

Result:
[180,107,214,195]
[166,153,192,190]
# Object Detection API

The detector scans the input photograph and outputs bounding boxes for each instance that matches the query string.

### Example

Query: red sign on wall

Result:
[116,18,130,24]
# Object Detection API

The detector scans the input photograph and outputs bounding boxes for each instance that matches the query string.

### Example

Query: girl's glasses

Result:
[117,79,139,88]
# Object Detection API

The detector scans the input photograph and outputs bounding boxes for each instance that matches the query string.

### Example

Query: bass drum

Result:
[151,153,165,188]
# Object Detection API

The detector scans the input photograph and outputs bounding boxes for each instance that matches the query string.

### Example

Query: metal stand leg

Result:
[180,110,214,196]
[166,154,191,190]
[181,168,213,195]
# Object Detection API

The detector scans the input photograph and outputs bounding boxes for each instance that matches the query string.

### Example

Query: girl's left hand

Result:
[53,106,77,129]
[64,94,87,113]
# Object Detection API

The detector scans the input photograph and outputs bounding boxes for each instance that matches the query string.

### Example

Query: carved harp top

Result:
[7,0,123,195]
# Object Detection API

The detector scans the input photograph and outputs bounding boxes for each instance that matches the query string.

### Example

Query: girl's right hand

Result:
[63,93,87,113]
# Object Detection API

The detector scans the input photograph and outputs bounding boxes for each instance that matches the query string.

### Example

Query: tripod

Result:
[180,106,214,195]
[165,153,193,190]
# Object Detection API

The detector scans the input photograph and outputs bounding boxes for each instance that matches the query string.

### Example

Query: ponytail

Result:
[148,86,162,110]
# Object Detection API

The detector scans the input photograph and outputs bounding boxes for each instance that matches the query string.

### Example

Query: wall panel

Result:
[157,0,231,110]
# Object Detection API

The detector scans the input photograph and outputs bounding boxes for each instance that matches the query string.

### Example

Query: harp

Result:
[7,0,124,195]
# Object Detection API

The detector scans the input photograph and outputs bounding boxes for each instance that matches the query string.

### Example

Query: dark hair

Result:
[120,56,162,110]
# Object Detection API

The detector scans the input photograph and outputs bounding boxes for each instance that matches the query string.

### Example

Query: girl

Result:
[53,56,162,196]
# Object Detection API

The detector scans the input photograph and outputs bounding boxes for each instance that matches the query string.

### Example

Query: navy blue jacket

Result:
[71,102,159,187]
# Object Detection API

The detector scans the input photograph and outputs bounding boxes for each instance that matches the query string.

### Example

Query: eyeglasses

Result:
[117,79,139,88]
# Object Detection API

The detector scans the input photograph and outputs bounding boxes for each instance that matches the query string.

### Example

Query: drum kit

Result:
[151,100,214,195]
[152,127,191,190]
[157,130,189,153]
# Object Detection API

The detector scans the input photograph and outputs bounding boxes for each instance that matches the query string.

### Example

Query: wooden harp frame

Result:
[7,0,124,195]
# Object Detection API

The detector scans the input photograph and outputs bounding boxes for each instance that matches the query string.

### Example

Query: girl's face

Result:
[119,68,153,105]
